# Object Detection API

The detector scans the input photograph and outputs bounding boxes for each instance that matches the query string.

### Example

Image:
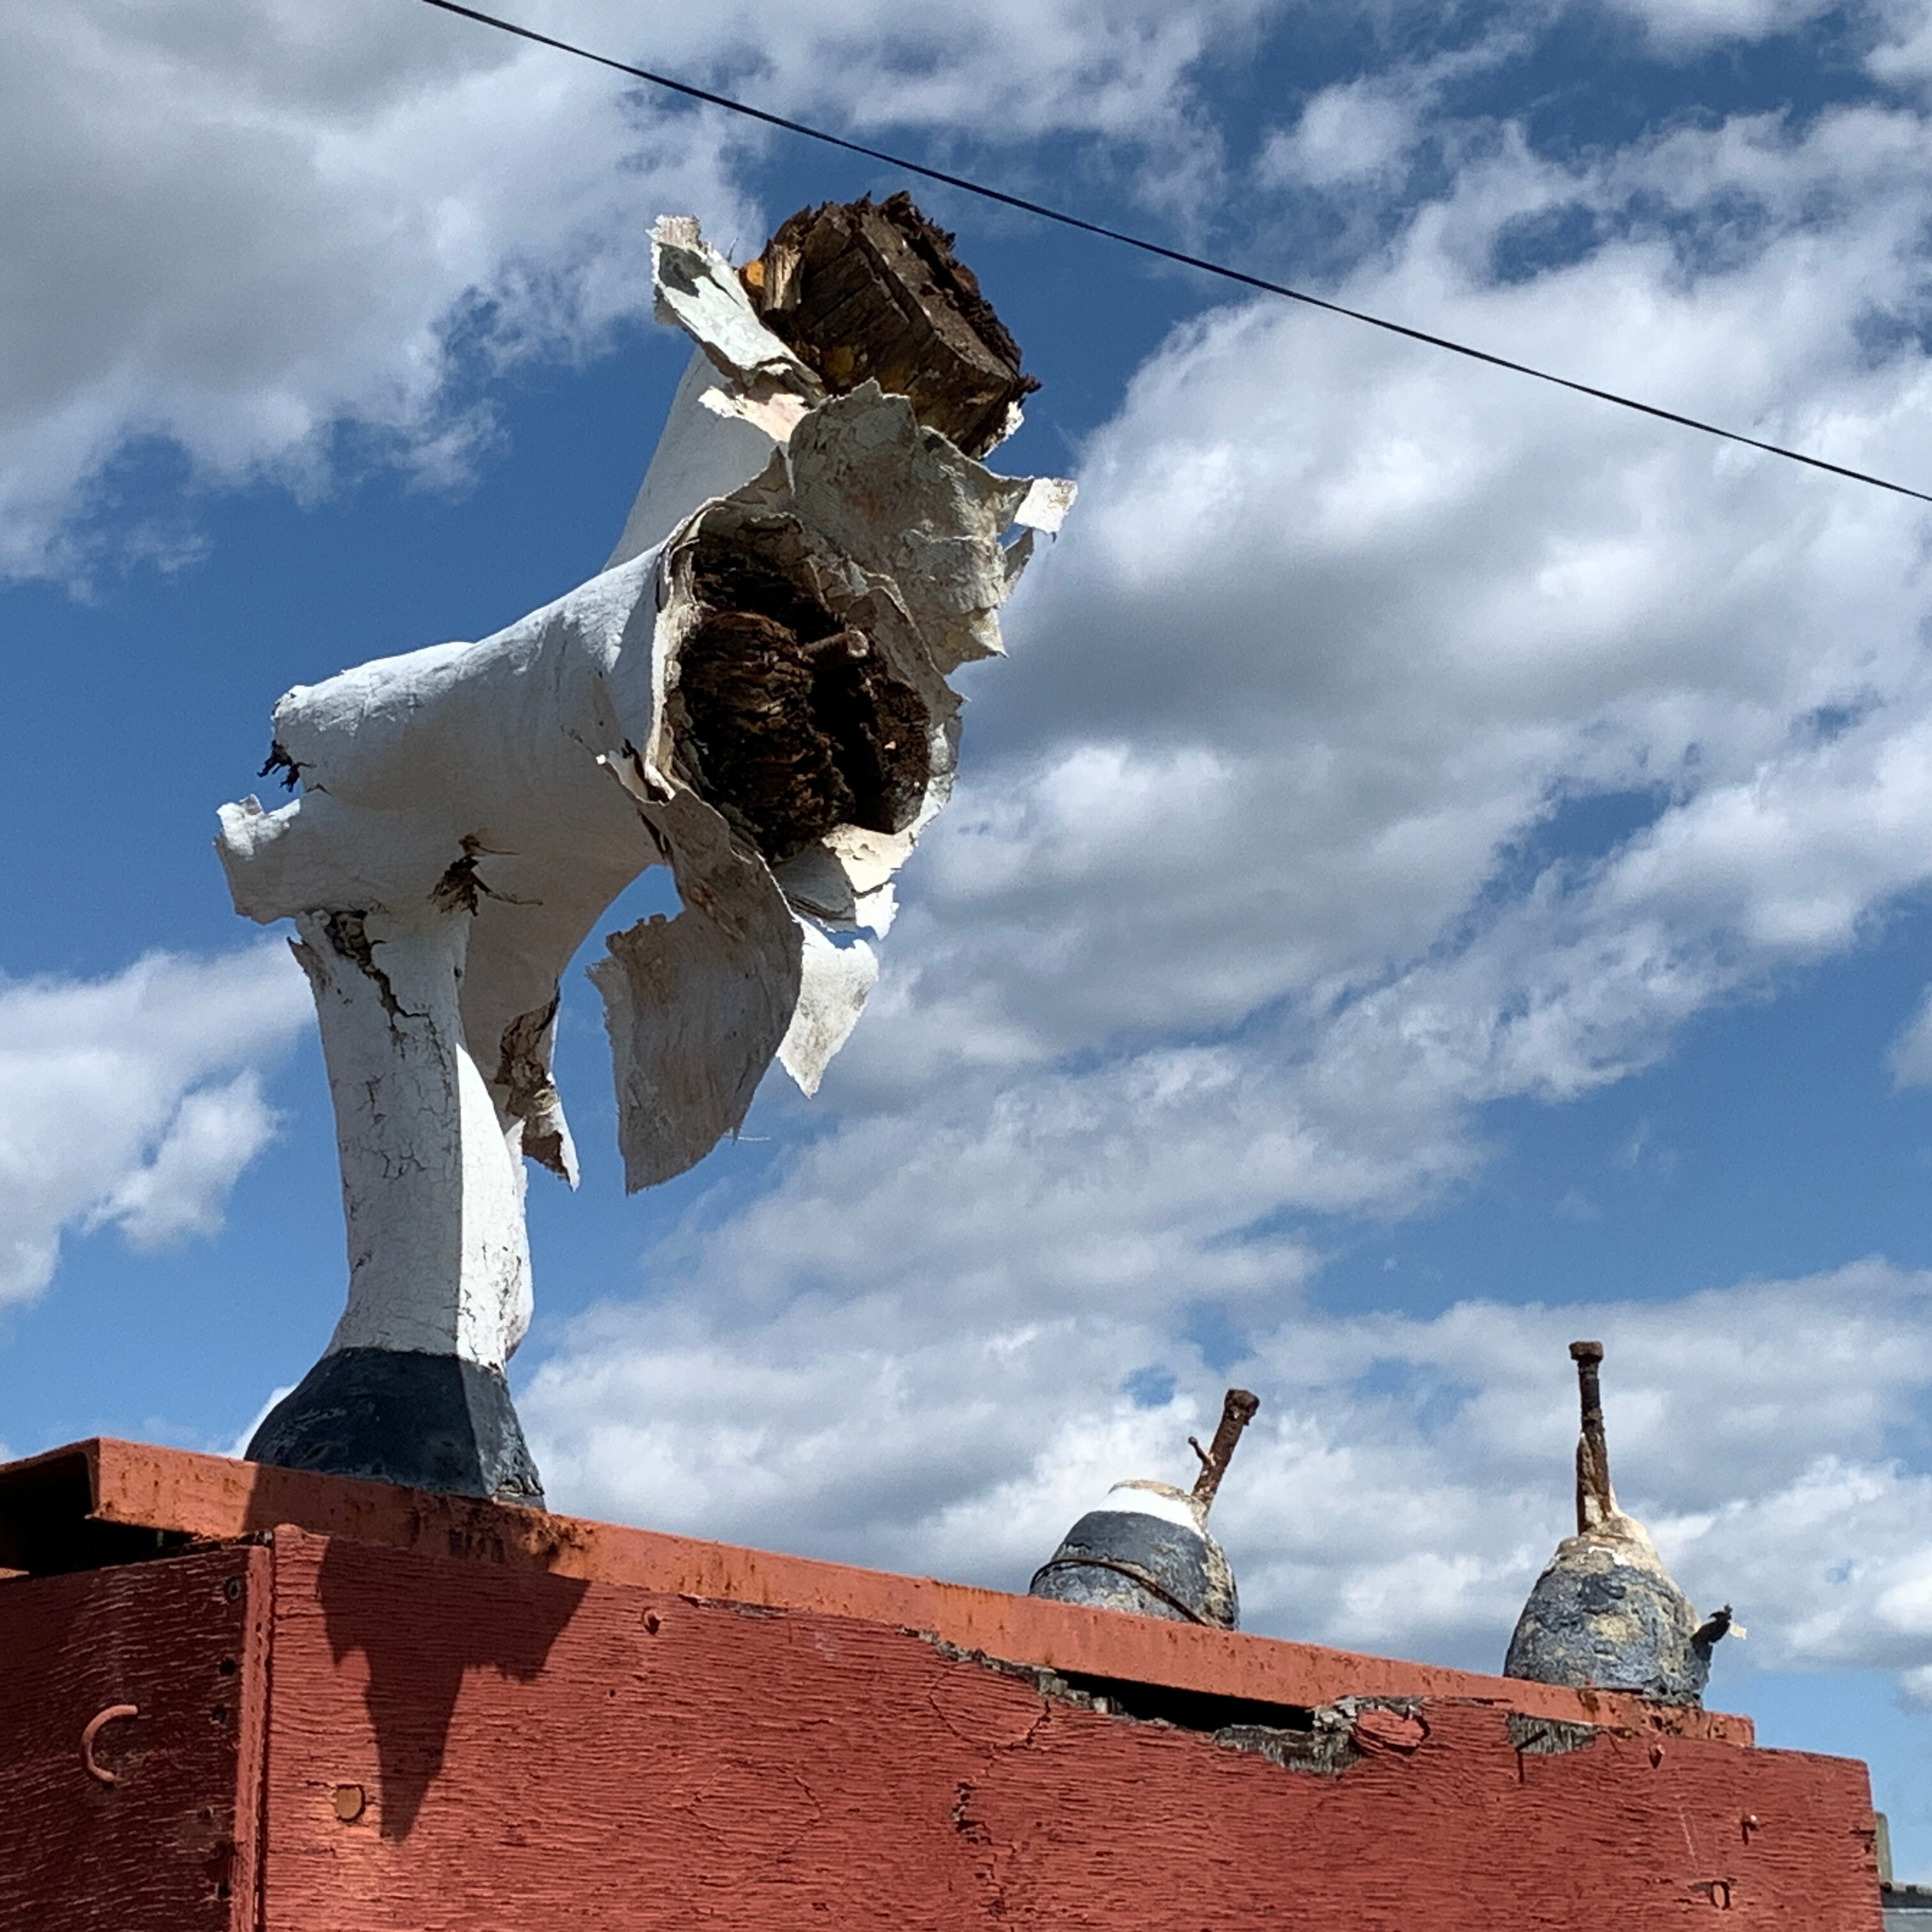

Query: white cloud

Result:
[1258,79,1423,189]
[1602,0,1840,53]
[93,1070,281,1249]
[0,947,311,1302]
[1871,1,1932,85]
[0,0,1269,580]
[527,1257,1932,1678]
[522,95,1932,1694]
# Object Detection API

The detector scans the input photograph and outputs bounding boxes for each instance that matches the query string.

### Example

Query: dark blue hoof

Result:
[245,1346,545,1507]
[1030,1482,1238,1629]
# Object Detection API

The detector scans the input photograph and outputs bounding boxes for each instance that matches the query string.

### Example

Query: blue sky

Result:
[8,0,1932,1874]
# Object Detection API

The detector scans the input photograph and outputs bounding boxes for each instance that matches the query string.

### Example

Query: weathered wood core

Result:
[745,192,1039,457]
[676,540,930,864]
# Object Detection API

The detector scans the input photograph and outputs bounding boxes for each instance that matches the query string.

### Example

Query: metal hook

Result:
[80,1704,139,1786]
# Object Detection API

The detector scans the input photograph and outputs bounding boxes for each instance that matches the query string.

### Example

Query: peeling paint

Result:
[493,994,574,1186]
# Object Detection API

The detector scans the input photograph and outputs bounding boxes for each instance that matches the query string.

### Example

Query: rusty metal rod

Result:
[1189,1388,1260,1513]
[1569,1340,1614,1532]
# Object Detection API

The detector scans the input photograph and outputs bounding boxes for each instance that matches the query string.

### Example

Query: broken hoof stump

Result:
[1503,1341,1732,1703]
[1029,1389,1259,1629]
[1504,1531,1727,1703]
[1030,1479,1238,1628]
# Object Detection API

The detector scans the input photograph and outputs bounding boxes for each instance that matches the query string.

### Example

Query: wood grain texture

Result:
[0,1439,1754,1743]
[0,1544,269,1931]
[263,1529,1879,1932]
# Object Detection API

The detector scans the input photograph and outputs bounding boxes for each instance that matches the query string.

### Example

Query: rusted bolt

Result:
[1188,1388,1261,1513]
[80,1704,139,1785]
[333,1783,366,1823]
[223,1577,243,1602]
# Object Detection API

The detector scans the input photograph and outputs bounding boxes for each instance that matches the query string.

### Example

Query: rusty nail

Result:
[643,1611,661,1635]
[1569,1340,1615,1532]
[80,1704,139,1785]
[223,1577,243,1602]
[333,1783,366,1823]
[1189,1388,1261,1513]
[1649,1741,1665,1768]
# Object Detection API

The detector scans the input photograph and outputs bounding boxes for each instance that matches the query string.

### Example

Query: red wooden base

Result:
[0,1440,1886,1929]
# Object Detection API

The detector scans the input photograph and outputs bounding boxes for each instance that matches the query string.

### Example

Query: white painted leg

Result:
[290,902,531,1372]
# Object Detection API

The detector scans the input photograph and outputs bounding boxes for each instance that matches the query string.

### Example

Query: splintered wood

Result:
[676,535,931,866]
[744,193,1039,457]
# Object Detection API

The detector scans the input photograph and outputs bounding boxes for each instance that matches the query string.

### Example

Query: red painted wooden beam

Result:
[261,1530,1894,1928]
[0,1545,270,1931]
[0,1437,1748,1740]
[0,1443,1886,1929]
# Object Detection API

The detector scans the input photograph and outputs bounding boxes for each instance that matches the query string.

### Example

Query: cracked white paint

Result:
[218,213,1072,1370]
[289,905,533,1365]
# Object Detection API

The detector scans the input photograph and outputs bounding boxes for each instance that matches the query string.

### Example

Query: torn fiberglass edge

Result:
[214,206,1073,1501]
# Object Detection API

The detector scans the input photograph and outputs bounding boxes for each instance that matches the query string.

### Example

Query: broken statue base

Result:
[0,1437,1887,1931]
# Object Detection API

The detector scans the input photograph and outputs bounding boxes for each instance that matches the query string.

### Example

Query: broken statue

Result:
[218,198,1072,1504]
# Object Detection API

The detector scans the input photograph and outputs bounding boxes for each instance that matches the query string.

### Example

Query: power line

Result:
[418,0,1932,509]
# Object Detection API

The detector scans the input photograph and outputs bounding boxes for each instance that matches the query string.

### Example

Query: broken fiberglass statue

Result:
[216,197,1074,1506]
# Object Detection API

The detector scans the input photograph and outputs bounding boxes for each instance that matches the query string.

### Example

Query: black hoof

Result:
[245,1346,545,1507]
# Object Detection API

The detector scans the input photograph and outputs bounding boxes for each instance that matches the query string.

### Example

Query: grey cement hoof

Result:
[245,1347,545,1507]
[1504,1341,1732,1705]
[1504,1537,1721,1703]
